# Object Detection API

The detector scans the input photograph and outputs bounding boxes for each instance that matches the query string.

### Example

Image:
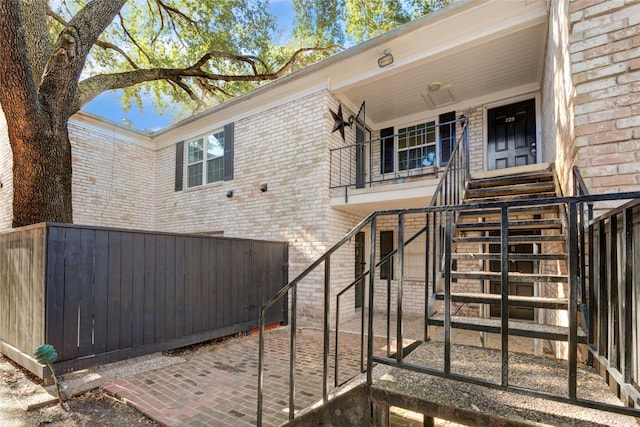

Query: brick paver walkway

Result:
[104,327,389,426]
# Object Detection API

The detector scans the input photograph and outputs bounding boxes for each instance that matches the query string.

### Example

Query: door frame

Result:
[482,92,542,172]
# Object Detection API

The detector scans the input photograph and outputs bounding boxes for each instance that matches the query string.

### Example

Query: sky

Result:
[82,1,296,132]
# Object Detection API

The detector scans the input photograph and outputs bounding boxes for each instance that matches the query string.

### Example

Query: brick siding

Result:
[570,0,640,202]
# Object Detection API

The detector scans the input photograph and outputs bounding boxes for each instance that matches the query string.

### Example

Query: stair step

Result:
[465,181,556,199]
[457,205,559,218]
[451,270,568,283]
[464,192,557,205]
[467,166,554,189]
[434,292,568,309]
[426,315,587,343]
[453,235,566,244]
[456,219,562,231]
[451,253,568,261]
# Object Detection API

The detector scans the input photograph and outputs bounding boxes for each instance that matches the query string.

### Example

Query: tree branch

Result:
[22,0,51,85]
[117,12,153,64]
[39,0,128,117]
[153,0,197,25]
[72,46,339,112]
[48,6,139,70]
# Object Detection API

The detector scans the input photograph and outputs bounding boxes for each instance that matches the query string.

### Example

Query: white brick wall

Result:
[463,107,485,175]
[69,121,157,229]
[0,107,12,230]
[152,90,364,321]
[543,0,576,195]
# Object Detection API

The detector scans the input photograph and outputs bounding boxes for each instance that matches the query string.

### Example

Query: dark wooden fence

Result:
[589,199,639,404]
[0,224,46,377]
[0,223,288,378]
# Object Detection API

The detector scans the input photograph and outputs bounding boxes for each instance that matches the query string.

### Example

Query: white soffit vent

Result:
[422,85,456,109]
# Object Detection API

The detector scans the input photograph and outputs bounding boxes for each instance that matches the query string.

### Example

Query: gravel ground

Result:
[373,342,639,426]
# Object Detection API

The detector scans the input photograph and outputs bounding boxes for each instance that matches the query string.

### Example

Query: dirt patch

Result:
[1,356,157,426]
[25,389,158,427]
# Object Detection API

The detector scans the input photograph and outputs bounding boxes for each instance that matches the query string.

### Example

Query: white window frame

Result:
[396,119,438,172]
[187,130,225,188]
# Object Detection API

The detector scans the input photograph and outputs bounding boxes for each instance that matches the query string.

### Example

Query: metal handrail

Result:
[334,224,428,386]
[257,211,375,425]
[428,116,470,207]
[571,166,593,343]
[257,191,640,424]
[367,193,640,419]
[329,117,468,190]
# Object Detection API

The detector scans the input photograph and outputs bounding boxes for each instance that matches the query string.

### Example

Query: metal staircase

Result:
[428,164,587,352]
[256,121,640,425]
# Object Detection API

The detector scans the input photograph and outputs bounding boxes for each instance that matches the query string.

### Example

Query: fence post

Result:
[500,205,509,387]
[568,202,578,401]
[367,216,377,392]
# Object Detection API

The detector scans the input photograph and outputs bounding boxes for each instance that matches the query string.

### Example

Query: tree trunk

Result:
[10,114,73,227]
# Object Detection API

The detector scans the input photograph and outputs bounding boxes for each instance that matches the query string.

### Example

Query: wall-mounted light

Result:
[260,183,268,192]
[377,50,394,68]
[226,190,233,198]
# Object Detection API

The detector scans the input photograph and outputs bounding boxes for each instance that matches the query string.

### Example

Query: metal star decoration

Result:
[330,104,351,141]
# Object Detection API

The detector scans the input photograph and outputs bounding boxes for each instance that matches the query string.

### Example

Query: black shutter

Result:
[380,230,394,280]
[380,127,394,174]
[223,122,234,181]
[175,141,184,191]
[439,111,456,166]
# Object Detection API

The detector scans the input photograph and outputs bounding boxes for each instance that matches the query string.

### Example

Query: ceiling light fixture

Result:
[428,82,442,92]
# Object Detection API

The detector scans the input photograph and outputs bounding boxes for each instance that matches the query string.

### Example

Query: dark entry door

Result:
[488,231,535,321]
[354,232,365,308]
[487,99,536,170]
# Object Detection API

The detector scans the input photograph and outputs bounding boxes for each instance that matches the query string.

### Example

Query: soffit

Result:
[331,2,548,127]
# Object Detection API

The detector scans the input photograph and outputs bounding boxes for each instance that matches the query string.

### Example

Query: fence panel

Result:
[0,224,46,360]
[590,200,640,394]
[42,224,287,373]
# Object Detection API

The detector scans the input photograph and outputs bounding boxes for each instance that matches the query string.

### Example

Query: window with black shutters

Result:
[179,122,234,189]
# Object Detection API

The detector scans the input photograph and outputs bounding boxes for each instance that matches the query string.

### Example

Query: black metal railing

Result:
[365,193,640,418]
[257,157,640,424]
[257,118,470,425]
[329,117,469,190]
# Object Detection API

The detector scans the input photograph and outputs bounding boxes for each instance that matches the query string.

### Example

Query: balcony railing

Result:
[329,117,469,190]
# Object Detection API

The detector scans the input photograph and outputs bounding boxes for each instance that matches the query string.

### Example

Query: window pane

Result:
[188,139,203,163]
[398,134,407,149]
[207,157,223,183]
[398,121,436,171]
[207,132,224,159]
[399,151,408,171]
[422,145,436,166]
[188,163,203,187]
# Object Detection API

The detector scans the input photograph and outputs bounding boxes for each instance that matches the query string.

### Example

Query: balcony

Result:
[330,117,468,214]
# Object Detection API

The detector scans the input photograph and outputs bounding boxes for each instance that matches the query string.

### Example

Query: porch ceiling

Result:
[332,3,548,128]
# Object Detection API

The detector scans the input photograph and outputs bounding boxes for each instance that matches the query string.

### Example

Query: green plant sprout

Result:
[34,344,67,410]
